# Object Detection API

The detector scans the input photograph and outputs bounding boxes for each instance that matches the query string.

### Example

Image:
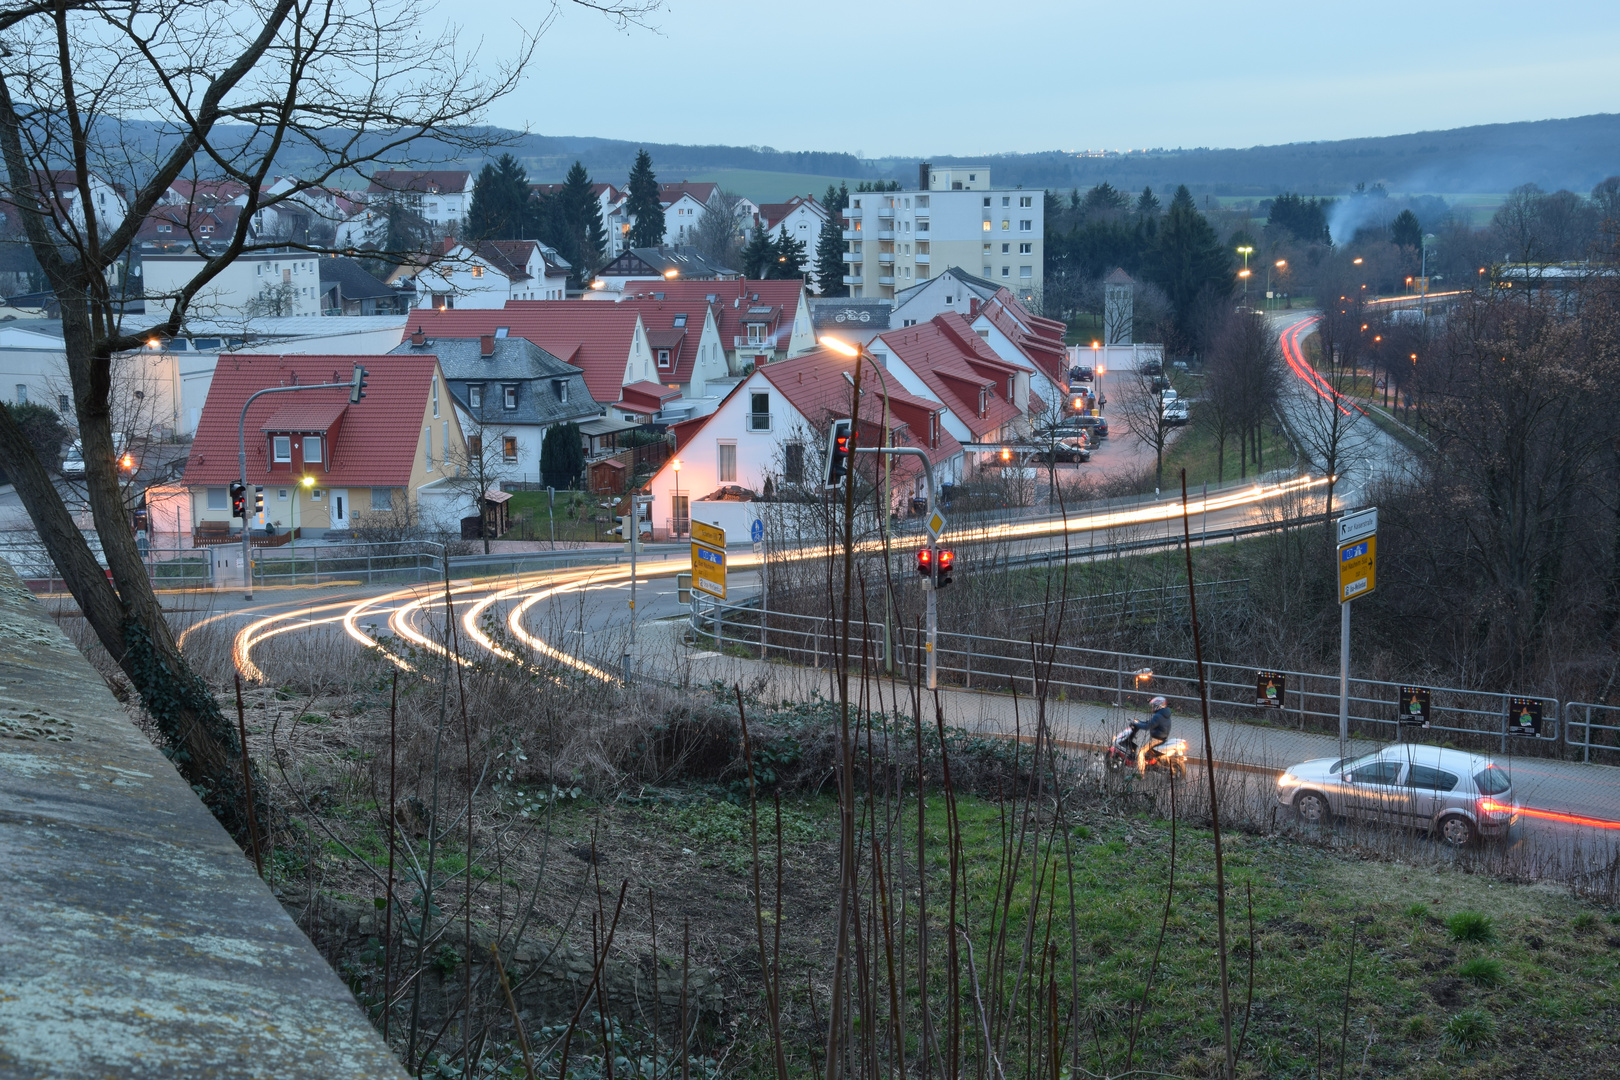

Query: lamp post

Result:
[1237,245,1254,302]
[238,364,367,600]
[825,335,899,675]
[292,474,314,574]
[1269,259,1286,310]
[671,458,682,539]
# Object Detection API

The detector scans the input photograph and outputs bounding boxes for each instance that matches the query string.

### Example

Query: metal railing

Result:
[1563,701,1620,764]
[688,600,1565,755]
[0,538,444,592]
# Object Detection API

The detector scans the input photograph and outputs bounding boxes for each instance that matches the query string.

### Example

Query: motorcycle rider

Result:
[1130,696,1173,776]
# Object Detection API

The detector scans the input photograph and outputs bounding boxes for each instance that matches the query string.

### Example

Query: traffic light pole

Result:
[854,446,939,690]
[237,366,368,601]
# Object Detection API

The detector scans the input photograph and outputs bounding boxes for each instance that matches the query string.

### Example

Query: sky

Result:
[458,0,1620,156]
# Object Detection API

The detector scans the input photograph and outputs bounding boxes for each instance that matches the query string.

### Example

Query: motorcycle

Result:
[1106,725,1190,778]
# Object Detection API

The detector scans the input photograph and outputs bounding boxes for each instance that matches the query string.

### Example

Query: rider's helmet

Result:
[1149,696,1168,710]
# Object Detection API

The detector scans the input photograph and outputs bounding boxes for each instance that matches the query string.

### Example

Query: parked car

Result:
[1038,436,1092,463]
[1073,365,1093,383]
[1141,359,1163,376]
[1275,744,1519,847]
[59,443,85,477]
[1046,415,1109,441]
[1151,375,1172,393]
[1162,400,1190,426]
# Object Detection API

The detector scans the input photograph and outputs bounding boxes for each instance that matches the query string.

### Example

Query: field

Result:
[682,168,864,204]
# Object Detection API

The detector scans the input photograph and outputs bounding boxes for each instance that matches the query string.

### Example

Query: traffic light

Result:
[349,364,369,403]
[823,418,852,489]
[936,548,955,589]
[254,488,264,517]
[612,514,642,552]
[916,547,933,580]
[230,481,246,519]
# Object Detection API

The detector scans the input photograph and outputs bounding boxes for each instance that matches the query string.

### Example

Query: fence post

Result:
[715,598,724,654]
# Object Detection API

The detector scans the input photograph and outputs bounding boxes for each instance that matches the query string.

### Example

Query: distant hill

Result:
[91,112,1620,201]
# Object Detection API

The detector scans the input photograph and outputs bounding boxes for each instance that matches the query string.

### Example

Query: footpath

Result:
[619,620,1620,826]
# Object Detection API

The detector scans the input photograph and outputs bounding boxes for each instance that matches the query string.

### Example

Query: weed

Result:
[1403,1014,1435,1040]
[1446,911,1494,943]
[1405,901,1430,920]
[1573,911,1598,931]
[1459,956,1503,987]
[1442,1009,1496,1054]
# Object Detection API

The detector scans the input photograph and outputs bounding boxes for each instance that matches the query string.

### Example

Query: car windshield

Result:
[1474,766,1511,795]
[1330,752,1380,774]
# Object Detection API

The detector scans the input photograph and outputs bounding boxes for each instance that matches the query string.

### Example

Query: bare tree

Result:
[691,189,744,269]
[1115,364,1174,493]
[438,405,515,555]
[0,0,653,839]
[1289,264,1376,532]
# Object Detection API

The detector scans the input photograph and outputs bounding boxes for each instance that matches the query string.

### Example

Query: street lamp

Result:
[671,458,682,539]
[663,268,679,279]
[1236,245,1254,301]
[1271,259,1287,309]
[292,474,314,571]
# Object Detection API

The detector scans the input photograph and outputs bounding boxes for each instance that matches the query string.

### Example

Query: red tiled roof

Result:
[757,196,827,229]
[616,381,681,414]
[979,298,1068,387]
[366,170,471,195]
[620,297,702,383]
[615,279,803,356]
[183,355,441,487]
[405,302,641,404]
[474,240,537,282]
[655,182,717,206]
[878,315,1023,441]
[137,204,246,244]
[260,402,348,433]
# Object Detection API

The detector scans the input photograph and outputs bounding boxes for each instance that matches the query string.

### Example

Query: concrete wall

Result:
[0,562,407,1078]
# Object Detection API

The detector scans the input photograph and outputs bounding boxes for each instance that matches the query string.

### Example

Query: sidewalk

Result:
[623,620,1620,824]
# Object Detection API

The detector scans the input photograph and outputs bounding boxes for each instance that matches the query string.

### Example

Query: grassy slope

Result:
[684,169,865,203]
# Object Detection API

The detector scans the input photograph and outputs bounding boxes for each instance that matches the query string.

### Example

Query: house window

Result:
[272,436,292,462]
[1002,220,1010,231]
[657,349,671,369]
[981,221,991,232]
[1021,196,1033,207]
[502,436,518,461]
[57,394,69,412]
[984,266,993,276]
[471,266,484,278]
[424,426,433,468]
[303,436,322,463]
[277,489,288,500]
[468,434,481,457]
[748,392,771,431]
[1019,219,1032,231]
[673,313,687,327]
[784,442,804,483]
[1002,196,1010,207]
[468,384,483,408]
[1020,266,1033,278]
[1002,244,1009,254]
[717,441,737,483]
[310,488,323,500]
[371,487,393,511]
[431,378,439,417]
[916,195,929,208]
[503,385,517,409]
[206,487,226,510]
[982,197,991,207]
[554,380,568,403]
[1002,266,1010,278]
[746,323,766,345]
[13,385,25,404]
[157,224,171,233]
[1020,243,1032,254]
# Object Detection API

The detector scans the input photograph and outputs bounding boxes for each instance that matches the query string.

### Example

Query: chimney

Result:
[410,327,425,347]
[919,161,931,190]
[480,334,495,358]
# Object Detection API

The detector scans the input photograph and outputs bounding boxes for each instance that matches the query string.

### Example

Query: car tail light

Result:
[1478,797,1510,820]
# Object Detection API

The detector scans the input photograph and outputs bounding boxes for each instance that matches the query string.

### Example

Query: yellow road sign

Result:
[692,542,726,598]
[1338,535,1376,602]
[690,521,725,549]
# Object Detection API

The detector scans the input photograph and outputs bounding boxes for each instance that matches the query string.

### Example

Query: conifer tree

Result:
[773,224,807,279]
[740,222,776,278]
[464,153,531,241]
[814,193,849,297]
[624,149,665,248]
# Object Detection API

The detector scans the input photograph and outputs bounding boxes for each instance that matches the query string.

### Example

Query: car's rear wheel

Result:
[1294,791,1331,825]
[1437,814,1477,848]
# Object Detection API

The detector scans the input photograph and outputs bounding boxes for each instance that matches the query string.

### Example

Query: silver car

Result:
[1276,743,1519,847]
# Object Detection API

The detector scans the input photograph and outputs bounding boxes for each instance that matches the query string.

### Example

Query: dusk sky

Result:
[461,0,1620,156]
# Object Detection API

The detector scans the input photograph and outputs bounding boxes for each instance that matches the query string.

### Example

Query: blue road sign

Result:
[751,518,764,543]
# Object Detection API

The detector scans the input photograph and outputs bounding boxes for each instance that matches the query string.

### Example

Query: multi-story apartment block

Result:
[841,164,1042,305]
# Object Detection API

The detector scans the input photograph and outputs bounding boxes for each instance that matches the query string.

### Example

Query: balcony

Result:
[878,275,895,286]
[747,412,772,432]
[915,252,930,264]
[841,229,861,241]
[734,335,772,351]
[877,251,895,264]
[876,229,895,241]
[844,205,862,218]
[844,274,864,286]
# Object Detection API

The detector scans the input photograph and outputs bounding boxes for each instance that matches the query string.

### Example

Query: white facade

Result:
[415,243,566,309]
[842,172,1043,304]
[664,193,711,245]
[972,315,1060,417]
[142,251,323,319]
[1,326,184,442]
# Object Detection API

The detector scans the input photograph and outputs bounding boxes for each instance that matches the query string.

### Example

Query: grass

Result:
[499,489,606,543]
[1446,910,1495,942]
[1459,956,1504,987]
[1157,405,1297,489]
[680,168,865,203]
[1361,402,1433,455]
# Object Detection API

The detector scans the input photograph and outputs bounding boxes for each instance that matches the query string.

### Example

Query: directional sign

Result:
[1255,670,1286,709]
[1507,696,1543,737]
[1398,686,1431,726]
[1337,507,1378,546]
[691,541,727,599]
[1338,535,1376,602]
[750,518,764,543]
[690,520,725,549]
[926,509,947,539]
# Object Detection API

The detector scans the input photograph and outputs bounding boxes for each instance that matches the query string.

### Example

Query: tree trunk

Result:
[0,302,256,839]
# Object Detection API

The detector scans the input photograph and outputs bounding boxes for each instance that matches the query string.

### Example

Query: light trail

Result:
[1481,798,1620,832]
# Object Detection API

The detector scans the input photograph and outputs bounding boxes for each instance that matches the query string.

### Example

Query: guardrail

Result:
[0,539,444,592]
[1563,701,1620,764]
[688,601,1565,756]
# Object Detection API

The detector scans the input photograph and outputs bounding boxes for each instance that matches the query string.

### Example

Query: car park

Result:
[1275,743,1519,847]
[1048,415,1108,440]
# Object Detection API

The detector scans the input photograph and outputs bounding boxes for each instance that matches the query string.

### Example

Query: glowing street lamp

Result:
[663,268,679,279]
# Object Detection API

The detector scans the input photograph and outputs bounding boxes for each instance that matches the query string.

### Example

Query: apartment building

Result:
[842,164,1042,304]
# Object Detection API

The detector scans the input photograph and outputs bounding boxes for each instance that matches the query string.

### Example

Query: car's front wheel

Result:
[1294,791,1331,825]
[1437,814,1477,848]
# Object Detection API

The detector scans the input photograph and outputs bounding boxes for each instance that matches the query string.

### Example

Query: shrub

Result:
[540,421,585,490]
[1446,911,1494,943]
[1442,1009,1496,1053]
[1458,956,1503,987]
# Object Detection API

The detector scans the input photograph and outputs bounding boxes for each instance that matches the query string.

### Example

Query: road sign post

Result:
[1335,508,1378,758]
[690,521,727,601]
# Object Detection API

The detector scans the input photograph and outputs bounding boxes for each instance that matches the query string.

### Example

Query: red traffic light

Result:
[937,549,955,573]
[916,548,933,577]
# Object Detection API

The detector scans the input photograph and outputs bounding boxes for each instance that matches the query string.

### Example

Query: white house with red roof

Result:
[609,279,814,373]
[365,170,473,231]
[402,301,660,410]
[181,353,475,537]
[757,195,829,284]
[868,313,1037,456]
[615,295,731,398]
[642,347,962,541]
[415,240,570,308]
[142,249,323,317]
[971,295,1070,411]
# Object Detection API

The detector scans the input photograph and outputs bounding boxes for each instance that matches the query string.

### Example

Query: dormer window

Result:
[272,436,292,462]
[657,349,671,369]
[468,384,483,408]
[503,385,517,409]
[303,436,322,463]
[554,379,568,404]
[978,387,989,417]
[745,323,767,346]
